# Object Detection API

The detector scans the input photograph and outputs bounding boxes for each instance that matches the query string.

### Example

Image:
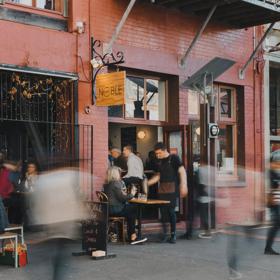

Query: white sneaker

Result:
[229,269,242,280]
[130,237,148,245]
[198,233,212,239]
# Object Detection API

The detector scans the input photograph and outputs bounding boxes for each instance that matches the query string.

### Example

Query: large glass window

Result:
[109,75,166,122]
[270,67,280,136]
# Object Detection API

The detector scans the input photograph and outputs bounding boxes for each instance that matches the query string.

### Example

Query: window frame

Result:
[5,0,65,15]
[108,73,168,125]
[215,85,238,181]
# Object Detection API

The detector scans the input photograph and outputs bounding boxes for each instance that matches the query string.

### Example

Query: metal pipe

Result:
[180,4,218,67]
[239,22,275,79]
[105,0,137,53]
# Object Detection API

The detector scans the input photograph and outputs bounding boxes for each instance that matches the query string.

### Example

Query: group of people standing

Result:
[0,152,38,228]
[104,142,187,244]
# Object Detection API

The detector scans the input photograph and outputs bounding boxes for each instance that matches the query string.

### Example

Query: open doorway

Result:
[109,123,162,164]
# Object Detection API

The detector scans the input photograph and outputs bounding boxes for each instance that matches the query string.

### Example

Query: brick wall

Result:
[0,0,264,223]
[89,0,264,224]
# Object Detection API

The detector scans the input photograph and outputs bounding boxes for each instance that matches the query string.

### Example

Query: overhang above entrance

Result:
[182,57,236,90]
[150,0,280,28]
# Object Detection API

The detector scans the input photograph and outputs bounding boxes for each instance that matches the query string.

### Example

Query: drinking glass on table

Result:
[138,193,147,201]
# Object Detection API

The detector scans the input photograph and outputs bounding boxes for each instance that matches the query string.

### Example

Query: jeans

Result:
[110,204,138,238]
[160,205,176,235]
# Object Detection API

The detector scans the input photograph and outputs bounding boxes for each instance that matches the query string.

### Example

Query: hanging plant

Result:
[7,72,72,109]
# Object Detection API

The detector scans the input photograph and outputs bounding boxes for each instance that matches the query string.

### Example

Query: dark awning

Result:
[152,0,280,28]
[182,57,235,90]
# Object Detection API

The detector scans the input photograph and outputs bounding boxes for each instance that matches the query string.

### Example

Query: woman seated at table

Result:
[104,166,147,245]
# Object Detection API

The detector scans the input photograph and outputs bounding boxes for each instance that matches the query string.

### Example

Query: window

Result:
[6,0,64,12]
[109,75,166,122]
[270,67,280,136]
[215,85,238,178]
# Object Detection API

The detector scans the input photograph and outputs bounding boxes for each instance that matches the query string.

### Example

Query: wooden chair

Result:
[95,191,126,243]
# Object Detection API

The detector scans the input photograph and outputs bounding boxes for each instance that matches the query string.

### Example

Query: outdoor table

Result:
[129,199,170,239]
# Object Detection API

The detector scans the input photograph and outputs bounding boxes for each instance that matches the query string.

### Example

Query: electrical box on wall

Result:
[208,123,219,138]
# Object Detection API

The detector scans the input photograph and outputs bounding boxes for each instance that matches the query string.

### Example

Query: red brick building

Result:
[0,0,279,226]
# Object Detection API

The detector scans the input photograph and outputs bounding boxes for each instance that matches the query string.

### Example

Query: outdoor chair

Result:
[95,191,126,243]
[4,224,24,244]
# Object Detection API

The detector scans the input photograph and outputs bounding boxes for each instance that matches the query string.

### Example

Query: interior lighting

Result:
[137,130,146,140]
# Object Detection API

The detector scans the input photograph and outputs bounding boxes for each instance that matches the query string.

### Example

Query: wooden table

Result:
[129,199,170,239]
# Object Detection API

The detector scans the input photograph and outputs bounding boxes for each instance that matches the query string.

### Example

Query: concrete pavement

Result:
[0,228,280,280]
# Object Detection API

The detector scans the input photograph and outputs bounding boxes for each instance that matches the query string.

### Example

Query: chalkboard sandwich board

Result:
[73,201,116,260]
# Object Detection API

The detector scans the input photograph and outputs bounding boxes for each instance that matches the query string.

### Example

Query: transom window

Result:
[109,76,166,122]
[6,0,64,12]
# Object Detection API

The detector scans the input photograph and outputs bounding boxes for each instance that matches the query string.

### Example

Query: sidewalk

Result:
[0,226,279,280]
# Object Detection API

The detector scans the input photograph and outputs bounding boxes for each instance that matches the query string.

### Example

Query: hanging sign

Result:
[95,71,125,106]
[208,123,219,138]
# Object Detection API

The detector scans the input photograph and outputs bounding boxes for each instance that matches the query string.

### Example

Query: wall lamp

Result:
[76,21,85,34]
[90,38,125,104]
[137,130,146,140]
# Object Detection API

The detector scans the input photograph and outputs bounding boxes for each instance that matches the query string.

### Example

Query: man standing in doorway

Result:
[122,145,144,193]
[148,142,187,244]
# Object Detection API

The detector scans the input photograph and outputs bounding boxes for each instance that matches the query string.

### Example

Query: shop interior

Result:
[109,123,162,165]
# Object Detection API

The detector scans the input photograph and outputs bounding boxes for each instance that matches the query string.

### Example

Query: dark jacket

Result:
[0,198,8,232]
[104,180,133,214]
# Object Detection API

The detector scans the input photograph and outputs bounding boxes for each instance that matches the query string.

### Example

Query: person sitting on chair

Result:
[104,166,147,245]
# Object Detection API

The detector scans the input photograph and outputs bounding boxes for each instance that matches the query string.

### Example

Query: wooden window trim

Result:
[111,74,168,123]
[215,84,238,181]
[4,0,65,16]
[216,124,238,181]
[217,86,236,123]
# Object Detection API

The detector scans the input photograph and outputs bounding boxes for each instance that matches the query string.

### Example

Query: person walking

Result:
[264,151,280,255]
[148,142,187,244]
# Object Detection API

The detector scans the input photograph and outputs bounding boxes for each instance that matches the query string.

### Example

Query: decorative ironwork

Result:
[0,70,74,123]
[91,38,125,104]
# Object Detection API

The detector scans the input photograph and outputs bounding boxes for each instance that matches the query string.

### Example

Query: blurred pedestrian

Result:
[31,167,86,280]
[264,151,280,255]
[197,164,213,239]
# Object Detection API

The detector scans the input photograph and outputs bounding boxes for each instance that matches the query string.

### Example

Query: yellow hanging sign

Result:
[95,71,125,106]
